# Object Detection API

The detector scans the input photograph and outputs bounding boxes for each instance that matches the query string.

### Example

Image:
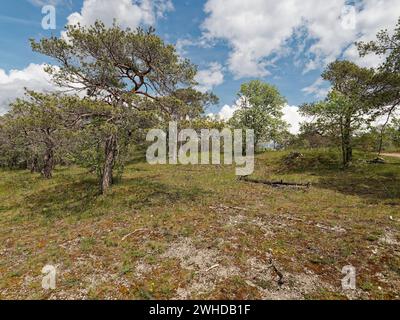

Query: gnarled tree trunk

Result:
[42,148,54,179]
[101,134,117,194]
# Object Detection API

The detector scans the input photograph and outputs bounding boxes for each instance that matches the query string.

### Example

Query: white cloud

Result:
[0,64,60,115]
[175,37,212,57]
[207,98,242,121]
[217,103,240,121]
[175,38,195,56]
[195,62,224,93]
[282,105,307,134]
[65,0,173,30]
[202,0,400,78]
[373,109,400,127]
[342,45,385,69]
[302,77,330,100]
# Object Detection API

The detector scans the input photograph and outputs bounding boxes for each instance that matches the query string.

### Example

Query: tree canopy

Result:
[229,80,288,146]
[301,61,376,167]
[29,21,215,193]
[31,22,197,105]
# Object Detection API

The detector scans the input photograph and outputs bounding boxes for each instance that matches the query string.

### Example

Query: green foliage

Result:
[0,114,28,169]
[388,117,400,146]
[0,90,159,185]
[358,17,400,74]
[301,89,372,134]
[155,88,218,122]
[354,118,400,152]
[228,80,288,145]
[30,22,197,101]
[300,61,376,166]
[357,17,400,154]
[0,91,80,175]
[291,123,337,149]
[63,97,159,185]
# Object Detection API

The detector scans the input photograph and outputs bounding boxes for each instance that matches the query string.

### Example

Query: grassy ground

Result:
[0,149,399,300]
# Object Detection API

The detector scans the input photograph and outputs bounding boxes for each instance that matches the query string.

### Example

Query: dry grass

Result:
[0,149,399,300]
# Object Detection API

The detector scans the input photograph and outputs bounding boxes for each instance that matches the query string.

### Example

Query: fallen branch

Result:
[367,157,386,164]
[121,228,149,241]
[239,176,311,189]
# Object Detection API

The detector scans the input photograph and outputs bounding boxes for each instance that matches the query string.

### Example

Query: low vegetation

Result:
[0,149,399,299]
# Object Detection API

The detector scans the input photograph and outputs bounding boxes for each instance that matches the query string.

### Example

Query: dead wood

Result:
[367,157,386,164]
[239,176,311,189]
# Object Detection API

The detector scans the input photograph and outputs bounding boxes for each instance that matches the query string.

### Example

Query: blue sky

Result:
[1,0,400,132]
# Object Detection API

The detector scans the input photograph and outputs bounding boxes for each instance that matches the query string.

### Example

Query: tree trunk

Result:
[377,104,398,156]
[341,118,352,168]
[42,148,54,179]
[30,155,39,173]
[101,134,117,194]
[345,141,352,166]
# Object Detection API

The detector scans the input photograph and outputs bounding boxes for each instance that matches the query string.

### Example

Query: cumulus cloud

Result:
[202,0,400,78]
[282,105,307,134]
[195,62,224,93]
[302,77,330,100]
[0,64,60,115]
[217,103,240,121]
[65,0,173,30]
[207,98,242,121]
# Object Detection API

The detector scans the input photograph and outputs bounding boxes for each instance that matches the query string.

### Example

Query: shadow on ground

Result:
[285,166,400,202]
[316,167,400,202]
[22,174,207,219]
[24,177,100,219]
[116,176,208,210]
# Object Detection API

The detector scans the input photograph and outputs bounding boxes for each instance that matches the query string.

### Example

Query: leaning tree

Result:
[357,17,400,155]
[31,22,205,193]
